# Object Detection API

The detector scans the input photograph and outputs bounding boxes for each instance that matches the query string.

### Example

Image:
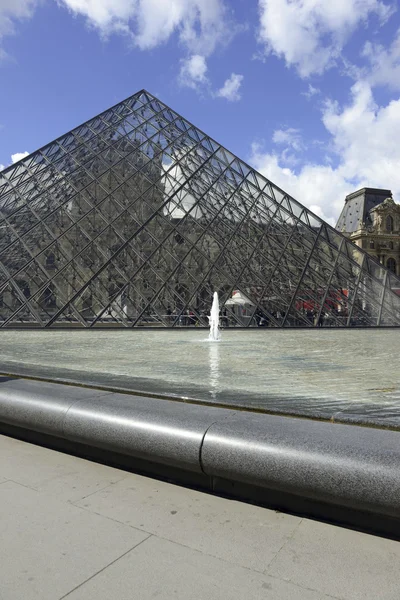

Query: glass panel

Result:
[1,89,400,328]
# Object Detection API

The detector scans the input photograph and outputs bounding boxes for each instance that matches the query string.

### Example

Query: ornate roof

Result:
[336,188,393,233]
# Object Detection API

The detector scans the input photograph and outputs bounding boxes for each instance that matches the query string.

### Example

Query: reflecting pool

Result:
[0,329,399,428]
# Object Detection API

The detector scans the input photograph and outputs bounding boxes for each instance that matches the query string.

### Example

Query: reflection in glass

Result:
[0,90,400,328]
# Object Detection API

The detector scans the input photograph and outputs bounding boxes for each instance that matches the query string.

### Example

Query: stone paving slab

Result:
[61,535,333,600]
[0,480,149,600]
[0,435,127,497]
[74,475,301,572]
[267,519,400,600]
[34,466,128,503]
[0,435,80,488]
[0,434,399,600]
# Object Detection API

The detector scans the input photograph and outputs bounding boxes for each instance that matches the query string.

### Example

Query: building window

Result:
[82,294,93,310]
[174,233,184,245]
[17,280,31,298]
[46,253,56,268]
[108,283,116,300]
[389,241,394,250]
[387,258,396,274]
[43,285,56,308]
[369,240,375,249]
[108,282,124,300]
[386,215,394,233]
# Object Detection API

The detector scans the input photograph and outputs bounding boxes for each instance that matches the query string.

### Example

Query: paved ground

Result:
[0,434,399,600]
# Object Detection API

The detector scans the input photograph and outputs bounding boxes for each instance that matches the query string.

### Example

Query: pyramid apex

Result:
[1,93,400,328]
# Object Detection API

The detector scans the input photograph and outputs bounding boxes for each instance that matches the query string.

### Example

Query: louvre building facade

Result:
[1,89,400,328]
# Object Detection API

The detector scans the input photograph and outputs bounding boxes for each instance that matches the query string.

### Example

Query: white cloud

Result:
[0,0,39,60]
[59,0,234,56]
[179,61,243,102]
[250,144,346,226]
[179,54,209,90]
[257,0,395,77]
[272,128,303,151]
[216,72,243,101]
[302,84,321,99]
[0,0,238,66]
[361,29,400,89]
[270,128,305,168]
[0,152,30,171]
[322,80,400,186]
[11,151,29,163]
[180,63,244,100]
[249,81,400,225]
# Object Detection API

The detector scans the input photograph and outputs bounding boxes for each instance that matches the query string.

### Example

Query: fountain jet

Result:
[208,292,221,342]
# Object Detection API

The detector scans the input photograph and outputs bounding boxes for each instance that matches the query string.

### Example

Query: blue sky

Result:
[1,0,400,224]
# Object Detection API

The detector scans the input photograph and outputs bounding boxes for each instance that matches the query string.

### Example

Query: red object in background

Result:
[295,289,348,312]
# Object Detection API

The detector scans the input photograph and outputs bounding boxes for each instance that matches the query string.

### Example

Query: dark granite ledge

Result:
[0,377,399,536]
[1,362,400,431]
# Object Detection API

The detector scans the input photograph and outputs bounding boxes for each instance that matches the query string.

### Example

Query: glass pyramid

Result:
[1,89,400,328]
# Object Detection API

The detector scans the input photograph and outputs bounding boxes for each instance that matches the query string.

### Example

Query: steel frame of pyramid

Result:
[1,89,400,328]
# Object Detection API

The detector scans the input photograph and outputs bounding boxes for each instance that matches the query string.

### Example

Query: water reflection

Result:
[1,329,400,428]
[209,341,220,399]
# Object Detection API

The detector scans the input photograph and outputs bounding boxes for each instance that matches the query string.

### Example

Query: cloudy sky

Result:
[1,0,400,225]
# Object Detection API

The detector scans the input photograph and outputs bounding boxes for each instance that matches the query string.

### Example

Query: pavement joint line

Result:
[256,570,343,600]
[58,534,153,599]
[69,502,155,536]
[26,472,83,490]
[0,471,144,530]
[70,499,308,579]
[126,528,277,576]
[106,525,349,596]
[3,454,156,538]
[0,434,396,599]
[3,479,40,492]
[264,517,305,571]
[145,533,275,575]
[66,476,130,505]
[0,457,350,597]
[71,495,271,573]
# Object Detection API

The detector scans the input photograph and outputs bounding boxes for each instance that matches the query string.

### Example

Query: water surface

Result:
[0,329,399,428]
